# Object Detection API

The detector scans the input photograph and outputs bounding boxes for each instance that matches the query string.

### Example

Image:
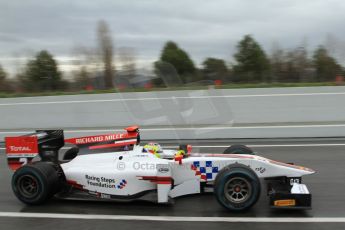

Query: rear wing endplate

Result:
[5,130,64,170]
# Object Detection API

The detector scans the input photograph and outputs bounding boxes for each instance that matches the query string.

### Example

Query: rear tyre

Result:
[12,162,61,205]
[223,145,254,155]
[214,164,260,211]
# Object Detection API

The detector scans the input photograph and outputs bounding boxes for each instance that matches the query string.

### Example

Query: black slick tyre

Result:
[214,164,261,211]
[223,145,254,155]
[11,162,60,205]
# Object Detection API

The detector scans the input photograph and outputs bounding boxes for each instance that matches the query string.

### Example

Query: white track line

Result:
[1,123,345,135]
[0,212,344,222]
[1,92,345,106]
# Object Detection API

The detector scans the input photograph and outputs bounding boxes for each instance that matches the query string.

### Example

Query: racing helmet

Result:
[142,142,163,154]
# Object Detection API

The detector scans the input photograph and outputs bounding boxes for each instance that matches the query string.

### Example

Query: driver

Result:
[142,142,163,158]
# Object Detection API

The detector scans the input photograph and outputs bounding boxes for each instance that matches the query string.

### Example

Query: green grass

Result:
[0,82,340,99]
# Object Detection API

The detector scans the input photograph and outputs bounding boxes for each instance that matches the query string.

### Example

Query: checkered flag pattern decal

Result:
[191,161,219,181]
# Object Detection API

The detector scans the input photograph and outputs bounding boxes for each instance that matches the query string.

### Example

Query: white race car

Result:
[5,126,315,212]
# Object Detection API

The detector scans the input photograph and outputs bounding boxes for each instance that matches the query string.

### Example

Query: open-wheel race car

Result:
[4,126,315,212]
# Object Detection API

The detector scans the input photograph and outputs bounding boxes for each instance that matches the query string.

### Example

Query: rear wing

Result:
[5,130,64,170]
[5,126,140,170]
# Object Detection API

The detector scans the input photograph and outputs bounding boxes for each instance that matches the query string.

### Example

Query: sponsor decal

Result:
[85,175,117,188]
[9,146,32,152]
[5,136,38,154]
[85,175,127,189]
[116,179,127,189]
[255,167,266,174]
[91,192,111,199]
[289,178,301,185]
[158,167,169,173]
[274,199,296,207]
[100,193,111,199]
[7,153,37,158]
[65,131,139,145]
[75,134,125,145]
[65,132,138,152]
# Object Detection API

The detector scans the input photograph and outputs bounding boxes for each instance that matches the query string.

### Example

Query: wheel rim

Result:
[17,175,39,199]
[224,177,252,203]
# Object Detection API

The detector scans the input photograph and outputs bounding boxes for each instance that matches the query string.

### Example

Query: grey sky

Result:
[1,0,345,76]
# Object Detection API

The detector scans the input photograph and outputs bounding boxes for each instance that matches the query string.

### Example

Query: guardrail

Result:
[1,86,345,139]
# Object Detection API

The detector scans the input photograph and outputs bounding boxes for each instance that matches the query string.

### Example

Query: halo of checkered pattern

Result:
[191,161,219,181]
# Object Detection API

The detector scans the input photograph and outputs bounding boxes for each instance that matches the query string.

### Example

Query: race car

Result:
[4,126,314,212]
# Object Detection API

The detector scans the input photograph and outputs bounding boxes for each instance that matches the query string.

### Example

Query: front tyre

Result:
[12,162,60,205]
[223,145,254,155]
[214,164,260,212]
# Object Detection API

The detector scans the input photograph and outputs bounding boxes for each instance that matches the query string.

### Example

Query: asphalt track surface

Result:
[1,138,345,229]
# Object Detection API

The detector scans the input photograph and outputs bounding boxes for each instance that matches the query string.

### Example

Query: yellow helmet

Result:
[143,142,162,158]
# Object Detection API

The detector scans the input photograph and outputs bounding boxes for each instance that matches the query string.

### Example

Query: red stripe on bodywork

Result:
[268,160,315,173]
[67,180,84,190]
[138,176,172,184]
[156,181,172,184]
[198,154,255,159]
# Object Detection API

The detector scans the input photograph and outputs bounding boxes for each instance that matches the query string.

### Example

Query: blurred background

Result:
[0,0,345,96]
